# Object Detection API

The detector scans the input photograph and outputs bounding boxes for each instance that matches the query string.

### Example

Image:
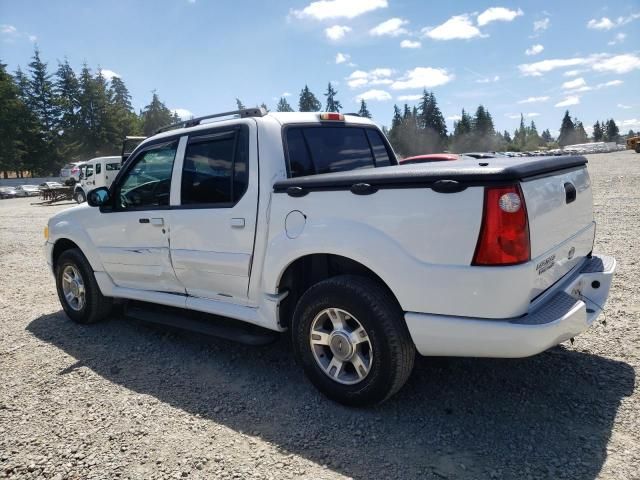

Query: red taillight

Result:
[472,185,530,266]
[319,112,344,121]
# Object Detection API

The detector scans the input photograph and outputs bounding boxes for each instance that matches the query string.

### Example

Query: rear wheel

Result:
[55,248,112,324]
[74,189,86,203]
[292,275,415,406]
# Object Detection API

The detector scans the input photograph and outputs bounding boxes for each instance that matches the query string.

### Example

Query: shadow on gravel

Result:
[28,311,635,480]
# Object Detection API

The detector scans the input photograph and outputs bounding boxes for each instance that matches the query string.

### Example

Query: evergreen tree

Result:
[260,102,269,112]
[276,96,294,112]
[108,75,140,142]
[0,62,32,177]
[593,120,603,142]
[12,66,45,176]
[513,114,526,149]
[417,90,447,153]
[298,85,321,112]
[557,110,575,147]
[324,82,342,112]
[358,99,371,118]
[605,119,619,142]
[541,129,553,144]
[141,91,173,136]
[574,120,588,143]
[26,48,60,173]
[451,108,473,152]
[235,98,245,110]
[471,105,495,151]
[503,130,512,144]
[525,120,541,149]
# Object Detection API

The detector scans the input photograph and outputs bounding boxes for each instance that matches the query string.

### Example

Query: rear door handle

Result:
[231,218,245,228]
[150,218,164,226]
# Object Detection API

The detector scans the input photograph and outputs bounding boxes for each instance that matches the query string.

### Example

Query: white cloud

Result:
[587,17,615,30]
[292,0,388,20]
[601,79,623,87]
[1,24,17,34]
[356,89,392,101]
[346,68,393,88]
[99,69,120,81]
[563,69,583,77]
[519,57,592,76]
[400,39,421,48]
[592,54,640,74]
[506,112,540,119]
[282,92,292,97]
[335,52,350,64]
[325,25,351,40]
[518,53,640,76]
[398,94,423,101]
[28,35,37,42]
[617,103,631,109]
[369,18,408,37]
[562,77,586,90]
[390,67,454,90]
[422,14,484,40]
[617,118,640,130]
[517,96,549,104]
[447,114,462,121]
[608,32,626,45]
[587,13,640,30]
[476,75,500,83]
[172,108,193,119]
[533,18,550,31]
[555,96,580,107]
[477,7,523,27]
[525,44,544,56]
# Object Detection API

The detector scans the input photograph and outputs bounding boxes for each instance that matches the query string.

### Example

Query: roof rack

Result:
[342,112,361,117]
[154,107,268,134]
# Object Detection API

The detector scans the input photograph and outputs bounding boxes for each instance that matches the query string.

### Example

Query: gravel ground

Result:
[1,150,639,480]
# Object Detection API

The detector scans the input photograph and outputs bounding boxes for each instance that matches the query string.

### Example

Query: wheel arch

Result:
[52,238,82,270]
[275,253,401,330]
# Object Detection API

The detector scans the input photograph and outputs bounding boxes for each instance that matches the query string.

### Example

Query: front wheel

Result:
[292,275,415,406]
[55,248,112,324]
[74,189,86,203]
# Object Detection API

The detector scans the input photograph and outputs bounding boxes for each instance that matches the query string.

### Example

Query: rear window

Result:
[285,127,393,178]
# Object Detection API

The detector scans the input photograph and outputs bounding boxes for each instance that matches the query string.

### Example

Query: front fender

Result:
[48,211,105,272]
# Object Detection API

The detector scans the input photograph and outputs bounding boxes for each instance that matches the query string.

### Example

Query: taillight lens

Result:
[472,185,530,266]
[319,112,344,121]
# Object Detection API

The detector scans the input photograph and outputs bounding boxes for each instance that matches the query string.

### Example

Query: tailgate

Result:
[520,165,595,298]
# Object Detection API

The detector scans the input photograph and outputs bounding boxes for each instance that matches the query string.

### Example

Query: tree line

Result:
[1,48,634,178]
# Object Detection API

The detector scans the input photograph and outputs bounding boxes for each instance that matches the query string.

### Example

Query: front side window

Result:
[181,128,248,206]
[117,141,177,209]
[286,127,383,178]
[85,165,94,178]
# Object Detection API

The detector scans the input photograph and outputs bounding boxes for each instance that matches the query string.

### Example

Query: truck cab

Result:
[74,156,122,203]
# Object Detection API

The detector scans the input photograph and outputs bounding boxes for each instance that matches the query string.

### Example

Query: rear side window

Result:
[366,130,392,167]
[181,127,249,206]
[286,127,392,178]
[106,163,121,171]
[95,163,101,174]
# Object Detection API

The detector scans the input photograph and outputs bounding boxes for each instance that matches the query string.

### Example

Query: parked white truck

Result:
[44,108,615,405]
[73,156,122,203]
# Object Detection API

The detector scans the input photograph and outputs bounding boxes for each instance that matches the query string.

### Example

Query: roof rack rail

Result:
[342,112,361,117]
[154,107,267,134]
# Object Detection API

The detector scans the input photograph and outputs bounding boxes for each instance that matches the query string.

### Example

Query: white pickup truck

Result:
[44,108,615,406]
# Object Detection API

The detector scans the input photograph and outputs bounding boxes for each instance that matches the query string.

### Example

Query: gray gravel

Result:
[1,150,639,480]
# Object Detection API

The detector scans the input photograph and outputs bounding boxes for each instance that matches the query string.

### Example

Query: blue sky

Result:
[1,0,639,136]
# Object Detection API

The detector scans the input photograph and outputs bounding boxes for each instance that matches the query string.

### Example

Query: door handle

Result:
[230,218,245,228]
[150,218,164,226]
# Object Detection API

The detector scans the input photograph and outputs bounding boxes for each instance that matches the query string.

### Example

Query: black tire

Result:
[635,144,640,153]
[55,248,112,324]
[74,190,86,203]
[292,275,415,406]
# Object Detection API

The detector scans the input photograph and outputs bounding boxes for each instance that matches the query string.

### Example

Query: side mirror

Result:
[87,187,110,207]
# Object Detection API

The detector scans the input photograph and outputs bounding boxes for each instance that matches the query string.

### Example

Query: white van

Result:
[74,156,121,203]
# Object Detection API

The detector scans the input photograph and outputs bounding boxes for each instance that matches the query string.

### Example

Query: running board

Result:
[124,301,279,346]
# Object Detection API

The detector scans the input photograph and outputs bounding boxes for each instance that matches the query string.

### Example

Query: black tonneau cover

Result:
[273,155,587,194]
